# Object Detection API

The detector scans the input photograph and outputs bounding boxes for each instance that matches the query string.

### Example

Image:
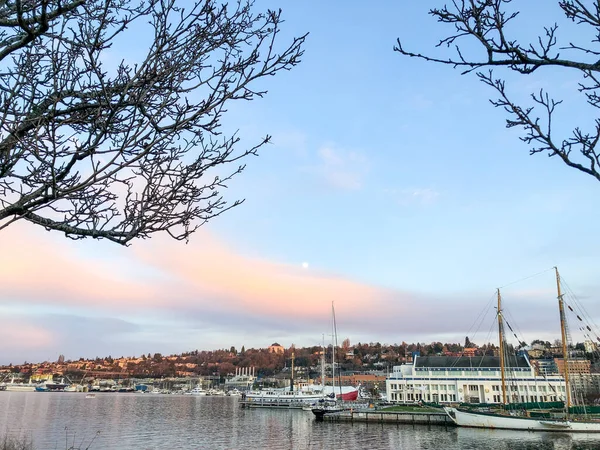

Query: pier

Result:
[239,400,306,409]
[323,409,455,426]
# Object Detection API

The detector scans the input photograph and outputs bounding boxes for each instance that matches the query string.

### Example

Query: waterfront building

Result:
[385,354,566,404]
[531,358,558,376]
[555,357,591,376]
[224,367,256,391]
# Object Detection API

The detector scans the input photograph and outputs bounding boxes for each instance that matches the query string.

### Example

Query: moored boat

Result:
[186,386,207,396]
[36,378,69,392]
[243,387,324,407]
[445,406,600,432]
[312,302,359,419]
[317,385,359,401]
[444,268,600,433]
[1,376,37,392]
[226,388,242,396]
[134,384,148,393]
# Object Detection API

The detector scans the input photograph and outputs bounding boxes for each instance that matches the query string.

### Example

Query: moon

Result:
[302,262,309,269]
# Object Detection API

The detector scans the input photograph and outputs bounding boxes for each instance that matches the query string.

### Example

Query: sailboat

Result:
[445,267,600,432]
[303,335,329,412]
[312,302,358,419]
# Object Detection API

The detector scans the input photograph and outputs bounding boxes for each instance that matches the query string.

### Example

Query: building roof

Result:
[414,355,529,369]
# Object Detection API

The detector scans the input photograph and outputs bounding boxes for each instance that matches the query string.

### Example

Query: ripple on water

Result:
[1,393,600,450]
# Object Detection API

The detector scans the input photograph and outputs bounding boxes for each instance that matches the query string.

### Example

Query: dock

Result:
[322,409,455,426]
[239,400,306,409]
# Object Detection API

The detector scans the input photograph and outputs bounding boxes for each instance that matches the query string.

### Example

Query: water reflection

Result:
[1,393,599,449]
[454,427,600,450]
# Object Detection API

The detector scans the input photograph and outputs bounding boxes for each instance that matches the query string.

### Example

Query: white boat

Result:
[1,376,36,392]
[244,387,325,407]
[186,386,207,396]
[445,268,600,433]
[244,345,330,408]
[35,377,69,392]
[226,388,242,396]
[206,388,226,396]
[446,407,600,432]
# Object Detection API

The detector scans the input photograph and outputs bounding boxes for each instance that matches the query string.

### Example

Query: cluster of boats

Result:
[0,377,74,392]
[0,377,246,397]
[183,386,241,396]
[241,383,367,419]
[240,303,368,419]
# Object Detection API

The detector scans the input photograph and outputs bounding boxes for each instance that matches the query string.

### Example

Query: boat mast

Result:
[321,334,325,395]
[497,289,507,406]
[331,301,335,398]
[555,267,571,416]
[332,301,342,399]
[290,349,295,392]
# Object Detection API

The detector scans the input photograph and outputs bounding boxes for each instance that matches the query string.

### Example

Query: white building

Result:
[584,340,598,354]
[224,367,256,391]
[386,354,566,405]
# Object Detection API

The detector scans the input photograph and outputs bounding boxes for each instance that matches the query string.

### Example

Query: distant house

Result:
[268,343,285,354]
[463,347,477,357]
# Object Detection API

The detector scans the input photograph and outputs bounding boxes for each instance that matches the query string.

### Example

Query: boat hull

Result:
[446,407,600,432]
[305,386,359,402]
[337,390,358,401]
[3,385,36,392]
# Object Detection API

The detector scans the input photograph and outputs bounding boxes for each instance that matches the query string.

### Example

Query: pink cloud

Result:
[0,224,414,324]
[0,224,157,307]
[134,231,412,322]
[0,321,56,350]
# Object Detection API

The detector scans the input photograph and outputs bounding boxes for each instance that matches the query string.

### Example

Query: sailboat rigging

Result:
[446,267,600,432]
[312,302,358,419]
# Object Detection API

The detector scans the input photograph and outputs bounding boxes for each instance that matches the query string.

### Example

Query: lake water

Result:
[0,392,599,449]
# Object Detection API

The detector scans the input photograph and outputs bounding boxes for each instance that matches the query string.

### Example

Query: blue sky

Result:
[1,1,599,365]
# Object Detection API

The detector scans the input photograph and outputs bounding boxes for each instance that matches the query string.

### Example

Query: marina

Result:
[2,391,599,450]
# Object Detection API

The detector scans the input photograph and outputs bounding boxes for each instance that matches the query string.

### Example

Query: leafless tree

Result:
[395,0,600,182]
[0,0,306,244]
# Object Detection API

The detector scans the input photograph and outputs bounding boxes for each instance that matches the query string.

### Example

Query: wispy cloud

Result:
[270,129,308,156]
[385,187,440,206]
[409,94,434,111]
[311,144,369,190]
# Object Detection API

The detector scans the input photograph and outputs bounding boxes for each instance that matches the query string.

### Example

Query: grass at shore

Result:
[1,430,99,450]
[1,436,33,450]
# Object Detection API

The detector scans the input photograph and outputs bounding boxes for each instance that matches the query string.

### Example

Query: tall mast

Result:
[321,334,325,395]
[290,349,295,392]
[497,289,507,405]
[555,267,571,415]
[332,301,342,398]
[331,301,335,396]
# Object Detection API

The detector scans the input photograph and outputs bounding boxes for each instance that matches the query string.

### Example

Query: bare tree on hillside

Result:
[396,0,600,182]
[0,0,306,244]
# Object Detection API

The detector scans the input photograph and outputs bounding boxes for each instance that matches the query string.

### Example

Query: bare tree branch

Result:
[0,0,307,245]
[395,0,600,182]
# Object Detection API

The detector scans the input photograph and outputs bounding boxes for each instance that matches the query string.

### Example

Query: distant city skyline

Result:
[1,1,599,365]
